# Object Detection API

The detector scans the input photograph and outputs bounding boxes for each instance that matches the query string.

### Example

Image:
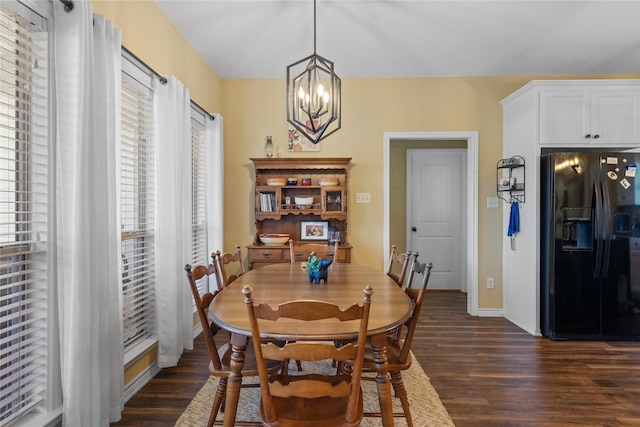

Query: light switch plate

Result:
[356,192,371,203]
[487,197,499,208]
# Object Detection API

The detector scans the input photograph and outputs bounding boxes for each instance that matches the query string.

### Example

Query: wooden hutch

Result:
[247,157,352,269]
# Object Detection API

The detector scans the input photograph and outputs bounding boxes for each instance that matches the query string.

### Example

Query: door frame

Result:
[383,131,479,316]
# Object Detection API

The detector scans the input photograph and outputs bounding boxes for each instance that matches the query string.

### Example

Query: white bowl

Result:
[319,178,339,186]
[294,196,314,206]
[265,178,286,186]
[259,234,290,246]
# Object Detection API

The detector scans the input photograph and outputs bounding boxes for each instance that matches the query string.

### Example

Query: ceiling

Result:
[154,0,640,80]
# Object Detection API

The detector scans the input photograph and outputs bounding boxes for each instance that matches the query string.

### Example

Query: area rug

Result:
[175,352,454,426]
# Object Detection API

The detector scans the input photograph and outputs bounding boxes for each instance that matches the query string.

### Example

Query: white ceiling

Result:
[154,0,640,80]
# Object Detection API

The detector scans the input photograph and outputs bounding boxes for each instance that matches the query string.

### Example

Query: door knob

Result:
[411,227,417,232]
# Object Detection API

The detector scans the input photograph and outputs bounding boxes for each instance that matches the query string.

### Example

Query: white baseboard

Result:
[478,308,504,317]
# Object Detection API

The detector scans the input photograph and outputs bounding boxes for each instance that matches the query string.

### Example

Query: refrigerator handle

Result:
[601,177,612,278]
[593,181,603,278]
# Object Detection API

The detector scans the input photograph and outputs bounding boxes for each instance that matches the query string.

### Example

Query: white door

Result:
[406,149,466,290]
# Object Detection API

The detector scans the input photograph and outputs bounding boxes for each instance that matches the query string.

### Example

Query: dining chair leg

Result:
[390,371,413,427]
[208,377,227,427]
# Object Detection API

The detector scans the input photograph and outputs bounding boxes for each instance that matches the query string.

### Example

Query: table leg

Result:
[224,333,248,427]
[370,333,394,427]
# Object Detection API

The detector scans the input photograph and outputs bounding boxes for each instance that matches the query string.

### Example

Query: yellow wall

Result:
[221,75,637,309]
[223,77,514,307]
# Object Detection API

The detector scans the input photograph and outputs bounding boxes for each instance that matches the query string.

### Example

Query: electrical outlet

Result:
[487,277,494,289]
[356,192,371,203]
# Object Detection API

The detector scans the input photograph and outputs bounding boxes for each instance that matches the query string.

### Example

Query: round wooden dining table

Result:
[209,262,413,427]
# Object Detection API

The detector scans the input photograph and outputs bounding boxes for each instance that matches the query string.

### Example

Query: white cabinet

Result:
[539,86,640,147]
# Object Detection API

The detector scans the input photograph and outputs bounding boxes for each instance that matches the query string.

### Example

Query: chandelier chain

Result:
[313,0,317,54]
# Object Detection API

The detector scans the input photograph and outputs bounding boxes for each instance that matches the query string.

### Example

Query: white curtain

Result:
[207,114,224,262]
[53,2,124,426]
[155,77,193,367]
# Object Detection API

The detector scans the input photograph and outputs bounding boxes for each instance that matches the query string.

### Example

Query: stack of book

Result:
[260,192,276,212]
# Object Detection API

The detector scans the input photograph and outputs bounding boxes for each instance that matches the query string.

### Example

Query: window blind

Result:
[120,67,156,353]
[191,110,207,266]
[190,110,210,298]
[0,3,49,424]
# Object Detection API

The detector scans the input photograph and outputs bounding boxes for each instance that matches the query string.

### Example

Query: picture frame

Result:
[288,127,320,152]
[300,221,328,240]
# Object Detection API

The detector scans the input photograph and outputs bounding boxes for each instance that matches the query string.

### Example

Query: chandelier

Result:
[286,0,341,144]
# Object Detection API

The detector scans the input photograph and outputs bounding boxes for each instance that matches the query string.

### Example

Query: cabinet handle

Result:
[261,253,272,259]
[585,134,591,138]
[295,252,303,259]
[593,134,600,139]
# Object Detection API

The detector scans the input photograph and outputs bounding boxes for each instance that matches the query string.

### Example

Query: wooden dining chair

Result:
[242,284,374,427]
[386,244,412,287]
[289,240,339,263]
[184,264,280,427]
[215,244,245,288]
[358,253,433,427]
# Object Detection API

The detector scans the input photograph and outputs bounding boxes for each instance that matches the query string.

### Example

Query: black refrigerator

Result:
[540,151,640,340]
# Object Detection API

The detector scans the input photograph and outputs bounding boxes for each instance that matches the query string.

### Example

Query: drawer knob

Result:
[295,252,304,259]
[261,252,272,258]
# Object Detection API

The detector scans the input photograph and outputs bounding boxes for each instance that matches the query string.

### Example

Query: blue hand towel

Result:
[507,200,520,237]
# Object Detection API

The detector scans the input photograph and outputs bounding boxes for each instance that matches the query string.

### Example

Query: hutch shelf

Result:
[248,157,352,269]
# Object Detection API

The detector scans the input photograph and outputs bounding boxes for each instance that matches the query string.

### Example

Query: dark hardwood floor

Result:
[112,291,640,426]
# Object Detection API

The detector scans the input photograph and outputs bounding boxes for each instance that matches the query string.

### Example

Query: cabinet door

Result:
[321,188,346,218]
[590,89,640,145]
[539,91,590,145]
[540,88,640,146]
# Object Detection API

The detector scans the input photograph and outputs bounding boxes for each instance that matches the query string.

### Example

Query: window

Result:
[120,57,156,355]
[0,2,49,424]
[190,107,214,299]
[190,107,207,267]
